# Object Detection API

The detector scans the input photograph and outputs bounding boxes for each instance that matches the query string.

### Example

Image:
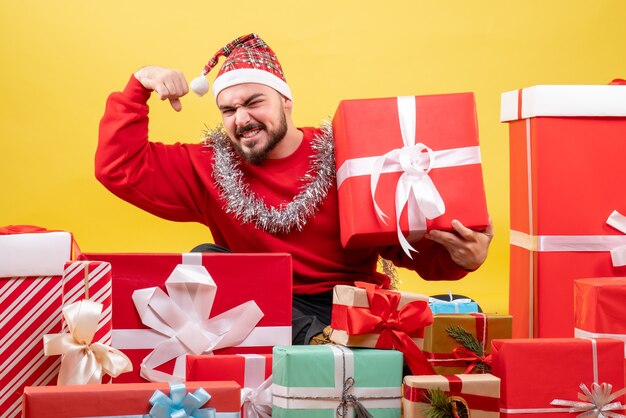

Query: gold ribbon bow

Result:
[551,383,626,418]
[43,300,133,385]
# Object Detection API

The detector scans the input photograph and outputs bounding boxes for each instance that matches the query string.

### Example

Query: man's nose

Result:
[234,107,250,126]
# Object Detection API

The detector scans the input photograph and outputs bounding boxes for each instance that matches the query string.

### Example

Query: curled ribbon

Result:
[344,282,435,375]
[452,347,492,374]
[43,300,132,385]
[148,382,215,418]
[370,96,445,258]
[132,263,264,382]
[550,383,626,418]
[241,376,273,418]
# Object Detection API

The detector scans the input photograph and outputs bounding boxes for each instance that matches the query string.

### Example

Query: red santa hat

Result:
[190,33,292,101]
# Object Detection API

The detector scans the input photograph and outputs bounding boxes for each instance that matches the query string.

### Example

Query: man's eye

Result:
[222,109,235,116]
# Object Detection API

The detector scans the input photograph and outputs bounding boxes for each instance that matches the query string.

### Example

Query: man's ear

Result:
[282,96,294,112]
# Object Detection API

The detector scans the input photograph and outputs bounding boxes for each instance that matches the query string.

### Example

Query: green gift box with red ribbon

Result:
[329,282,435,375]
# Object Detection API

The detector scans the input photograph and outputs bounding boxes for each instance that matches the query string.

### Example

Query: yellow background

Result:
[2,1,625,314]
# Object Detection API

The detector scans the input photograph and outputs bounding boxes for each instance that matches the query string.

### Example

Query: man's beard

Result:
[231,110,288,165]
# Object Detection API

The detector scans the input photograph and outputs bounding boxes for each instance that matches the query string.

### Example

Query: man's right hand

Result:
[134,66,189,112]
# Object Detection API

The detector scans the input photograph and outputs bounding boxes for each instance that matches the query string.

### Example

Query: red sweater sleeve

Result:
[378,238,469,281]
[95,76,208,223]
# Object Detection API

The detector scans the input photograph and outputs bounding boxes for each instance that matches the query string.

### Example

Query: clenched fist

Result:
[134,66,189,112]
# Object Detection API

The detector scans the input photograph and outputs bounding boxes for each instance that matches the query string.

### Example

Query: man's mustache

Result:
[236,123,265,136]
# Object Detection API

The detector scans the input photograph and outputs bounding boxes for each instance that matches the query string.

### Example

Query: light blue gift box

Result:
[272,345,402,418]
[428,297,479,314]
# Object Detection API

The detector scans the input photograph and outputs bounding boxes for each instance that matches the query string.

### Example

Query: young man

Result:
[96,33,493,345]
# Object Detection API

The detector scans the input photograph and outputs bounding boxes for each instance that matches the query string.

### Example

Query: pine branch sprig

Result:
[445,325,491,373]
[422,388,470,418]
[423,388,453,418]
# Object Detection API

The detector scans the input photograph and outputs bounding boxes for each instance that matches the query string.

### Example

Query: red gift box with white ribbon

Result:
[501,83,626,338]
[492,338,626,418]
[333,94,489,256]
[187,353,272,418]
[79,252,292,383]
[0,226,75,418]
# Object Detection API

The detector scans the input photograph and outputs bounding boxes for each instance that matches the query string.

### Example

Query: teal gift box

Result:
[272,345,402,418]
[428,296,479,314]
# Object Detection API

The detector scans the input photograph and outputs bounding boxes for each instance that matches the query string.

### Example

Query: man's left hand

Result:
[424,218,494,271]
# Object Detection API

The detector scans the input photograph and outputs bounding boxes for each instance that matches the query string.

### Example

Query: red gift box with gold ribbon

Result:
[329,282,435,375]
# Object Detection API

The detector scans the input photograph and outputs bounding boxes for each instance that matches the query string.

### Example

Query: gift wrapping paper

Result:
[0,228,75,418]
[423,313,511,375]
[492,338,625,418]
[330,282,434,375]
[501,84,626,338]
[333,94,488,253]
[21,381,241,417]
[187,354,272,418]
[403,374,500,418]
[574,277,626,351]
[79,252,292,383]
[62,261,113,347]
[272,345,402,418]
[186,354,272,387]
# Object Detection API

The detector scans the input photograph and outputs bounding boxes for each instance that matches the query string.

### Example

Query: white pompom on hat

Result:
[190,33,292,101]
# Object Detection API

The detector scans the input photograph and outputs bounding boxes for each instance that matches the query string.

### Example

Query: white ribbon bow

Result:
[551,383,626,418]
[241,376,273,418]
[132,263,264,382]
[370,96,446,257]
[43,300,132,385]
[607,211,626,267]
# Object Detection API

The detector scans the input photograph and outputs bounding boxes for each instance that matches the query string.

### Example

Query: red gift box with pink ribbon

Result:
[492,338,626,418]
[78,252,292,383]
[333,94,489,256]
[329,282,435,375]
[501,83,626,338]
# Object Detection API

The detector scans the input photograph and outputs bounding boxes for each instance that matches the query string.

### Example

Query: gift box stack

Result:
[8,84,626,418]
[492,82,626,415]
[329,93,507,418]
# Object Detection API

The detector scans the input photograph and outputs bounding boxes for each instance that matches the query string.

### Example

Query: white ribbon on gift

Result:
[500,338,626,416]
[239,354,272,418]
[272,345,401,413]
[515,117,626,336]
[43,300,132,385]
[510,211,626,267]
[575,329,626,357]
[336,96,482,257]
[129,262,264,382]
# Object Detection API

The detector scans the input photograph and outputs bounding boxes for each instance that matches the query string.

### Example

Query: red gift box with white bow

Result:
[332,94,489,255]
[501,83,626,338]
[492,338,626,418]
[79,252,292,383]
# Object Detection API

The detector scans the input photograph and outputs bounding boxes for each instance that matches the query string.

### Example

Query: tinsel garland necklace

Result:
[203,122,336,234]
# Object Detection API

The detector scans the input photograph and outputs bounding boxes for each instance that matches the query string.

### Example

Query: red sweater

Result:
[96,76,468,294]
